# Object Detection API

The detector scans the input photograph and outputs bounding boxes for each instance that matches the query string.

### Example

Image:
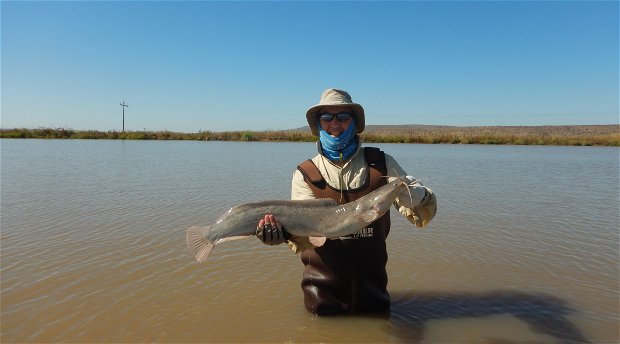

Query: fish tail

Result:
[186,226,215,263]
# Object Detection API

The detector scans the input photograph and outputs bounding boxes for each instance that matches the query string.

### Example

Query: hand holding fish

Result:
[395,175,429,208]
[256,214,288,245]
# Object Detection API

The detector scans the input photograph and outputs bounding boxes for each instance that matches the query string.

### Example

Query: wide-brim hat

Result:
[305,88,365,136]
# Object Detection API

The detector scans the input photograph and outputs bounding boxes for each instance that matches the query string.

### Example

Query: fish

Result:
[186,175,413,263]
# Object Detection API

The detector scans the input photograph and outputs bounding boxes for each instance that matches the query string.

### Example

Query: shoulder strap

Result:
[364,147,387,176]
[297,159,324,184]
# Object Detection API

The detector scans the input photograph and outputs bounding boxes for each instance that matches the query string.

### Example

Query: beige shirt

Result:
[291,142,437,228]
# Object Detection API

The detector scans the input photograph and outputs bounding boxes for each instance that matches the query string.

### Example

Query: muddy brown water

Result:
[1,140,618,343]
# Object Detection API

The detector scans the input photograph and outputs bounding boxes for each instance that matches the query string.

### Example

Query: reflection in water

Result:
[293,290,592,344]
[385,291,589,344]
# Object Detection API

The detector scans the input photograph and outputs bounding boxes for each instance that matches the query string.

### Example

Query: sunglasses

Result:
[319,112,353,122]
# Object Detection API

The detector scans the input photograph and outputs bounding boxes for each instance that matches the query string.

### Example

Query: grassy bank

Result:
[0,128,313,142]
[1,125,618,146]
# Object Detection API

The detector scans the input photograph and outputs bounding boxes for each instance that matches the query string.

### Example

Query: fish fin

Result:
[287,237,315,253]
[186,226,215,263]
[360,208,380,223]
[215,234,254,244]
[309,236,327,247]
[239,198,338,209]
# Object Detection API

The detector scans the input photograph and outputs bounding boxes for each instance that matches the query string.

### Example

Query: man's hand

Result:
[256,214,288,245]
[396,175,428,208]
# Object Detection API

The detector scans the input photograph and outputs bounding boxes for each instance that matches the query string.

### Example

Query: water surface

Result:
[1,139,618,343]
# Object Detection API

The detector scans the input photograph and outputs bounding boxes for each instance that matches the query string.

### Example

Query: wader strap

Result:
[364,147,387,177]
[297,159,324,185]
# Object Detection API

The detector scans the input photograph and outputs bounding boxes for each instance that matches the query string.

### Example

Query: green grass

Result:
[1,126,618,146]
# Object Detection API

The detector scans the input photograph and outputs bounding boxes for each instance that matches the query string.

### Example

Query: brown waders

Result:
[296,147,391,315]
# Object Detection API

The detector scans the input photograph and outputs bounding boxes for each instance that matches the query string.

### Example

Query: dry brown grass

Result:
[1,124,618,146]
[358,124,620,146]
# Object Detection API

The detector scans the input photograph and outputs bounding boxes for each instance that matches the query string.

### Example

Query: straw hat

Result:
[306,88,365,136]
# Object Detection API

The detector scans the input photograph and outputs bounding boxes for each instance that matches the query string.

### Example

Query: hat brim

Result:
[306,104,365,136]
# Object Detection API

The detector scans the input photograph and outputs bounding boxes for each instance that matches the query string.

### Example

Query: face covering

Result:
[319,118,358,161]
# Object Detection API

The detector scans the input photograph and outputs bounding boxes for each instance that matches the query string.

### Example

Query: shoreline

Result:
[1,125,618,146]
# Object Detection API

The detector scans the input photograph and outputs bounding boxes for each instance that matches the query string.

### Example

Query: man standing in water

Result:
[257,88,437,315]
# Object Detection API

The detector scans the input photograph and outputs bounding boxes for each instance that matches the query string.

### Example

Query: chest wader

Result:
[296,147,391,315]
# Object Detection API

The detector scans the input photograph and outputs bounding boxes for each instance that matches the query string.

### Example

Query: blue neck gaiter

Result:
[319,119,358,162]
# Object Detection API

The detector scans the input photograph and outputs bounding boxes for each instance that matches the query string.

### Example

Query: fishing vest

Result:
[296,147,391,315]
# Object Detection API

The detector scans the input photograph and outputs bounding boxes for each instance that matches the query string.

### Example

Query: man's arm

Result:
[385,154,437,228]
[291,169,316,200]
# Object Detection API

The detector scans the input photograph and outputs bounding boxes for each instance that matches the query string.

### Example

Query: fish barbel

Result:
[186,176,412,262]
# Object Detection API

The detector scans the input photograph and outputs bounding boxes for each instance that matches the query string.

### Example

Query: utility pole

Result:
[120,100,129,132]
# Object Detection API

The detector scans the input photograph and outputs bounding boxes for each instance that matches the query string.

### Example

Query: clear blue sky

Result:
[2,1,618,132]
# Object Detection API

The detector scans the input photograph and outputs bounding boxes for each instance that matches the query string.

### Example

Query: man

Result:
[257,88,437,315]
